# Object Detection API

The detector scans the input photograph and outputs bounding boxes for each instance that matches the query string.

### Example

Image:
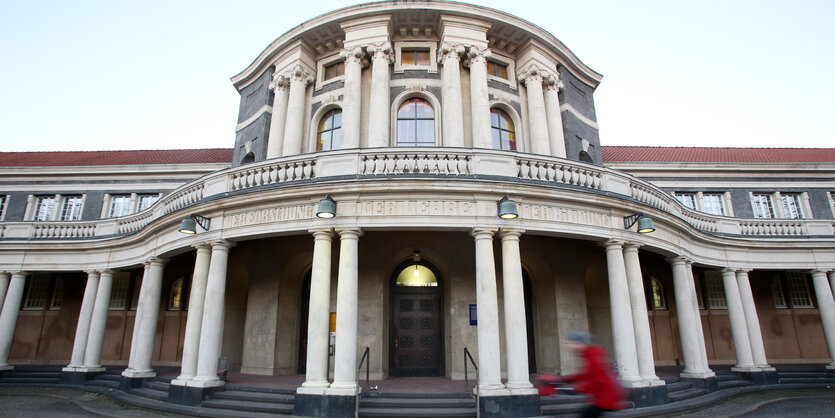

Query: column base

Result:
[294,393,356,418]
[59,369,104,385]
[168,381,223,406]
[478,394,541,418]
[627,383,668,407]
[736,370,778,385]
[0,365,13,372]
[680,369,715,379]
[120,375,148,391]
[682,376,718,393]
[121,368,156,379]
[825,364,835,371]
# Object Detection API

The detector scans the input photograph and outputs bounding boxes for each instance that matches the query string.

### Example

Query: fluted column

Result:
[471,228,507,395]
[468,47,493,149]
[300,229,334,392]
[266,75,290,159]
[330,228,362,394]
[127,263,151,371]
[0,272,27,370]
[603,240,641,383]
[735,270,770,369]
[439,43,465,147]
[623,243,661,383]
[126,258,166,377]
[520,65,550,155]
[175,243,212,382]
[0,273,10,314]
[193,240,234,386]
[721,269,755,370]
[669,257,713,378]
[685,261,711,371]
[83,270,113,370]
[67,271,100,368]
[282,65,313,156]
[542,74,566,158]
[367,43,393,148]
[810,270,835,369]
[340,47,364,149]
[499,229,535,393]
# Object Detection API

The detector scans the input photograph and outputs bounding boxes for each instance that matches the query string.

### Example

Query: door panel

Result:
[391,293,442,376]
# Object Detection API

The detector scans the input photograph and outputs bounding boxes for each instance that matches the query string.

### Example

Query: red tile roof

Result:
[0,149,234,167]
[602,146,835,163]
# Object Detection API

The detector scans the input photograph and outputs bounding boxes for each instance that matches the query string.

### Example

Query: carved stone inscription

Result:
[356,200,474,217]
[518,204,612,228]
[224,205,315,228]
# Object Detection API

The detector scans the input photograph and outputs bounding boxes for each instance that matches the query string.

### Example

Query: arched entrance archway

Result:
[389,259,444,376]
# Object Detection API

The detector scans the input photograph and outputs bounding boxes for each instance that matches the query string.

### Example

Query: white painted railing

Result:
[0,148,832,240]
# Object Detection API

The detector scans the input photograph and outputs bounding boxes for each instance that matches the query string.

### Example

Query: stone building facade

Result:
[0,2,834,416]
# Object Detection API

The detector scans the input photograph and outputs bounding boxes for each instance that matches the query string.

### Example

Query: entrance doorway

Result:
[390,260,444,376]
[297,271,311,374]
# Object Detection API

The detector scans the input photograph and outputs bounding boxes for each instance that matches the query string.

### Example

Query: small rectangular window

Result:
[752,193,775,218]
[109,195,131,217]
[49,278,65,310]
[771,276,787,308]
[702,193,726,216]
[704,272,726,309]
[137,194,159,212]
[60,195,84,221]
[24,275,50,310]
[675,193,696,209]
[780,193,803,219]
[402,49,430,66]
[109,272,131,310]
[323,61,344,81]
[786,272,813,308]
[34,196,56,221]
[487,61,508,79]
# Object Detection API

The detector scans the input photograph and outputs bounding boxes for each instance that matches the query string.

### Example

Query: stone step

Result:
[4,372,60,379]
[779,377,835,384]
[86,379,120,389]
[360,396,475,409]
[717,380,751,390]
[364,392,473,399]
[715,374,740,382]
[130,387,168,402]
[202,398,294,414]
[212,389,295,403]
[195,407,292,418]
[143,380,170,391]
[778,371,833,378]
[358,406,476,417]
[665,380,692,392]
[539,393,589,405]
[223,383,297,395]
[667,387,705,402]
[95,373,121,382]
[0,377,60,384]
[540,401,586,415]
[661,375,682,384]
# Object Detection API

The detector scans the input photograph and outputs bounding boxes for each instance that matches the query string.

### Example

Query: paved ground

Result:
[671,389,835,417]
[0,387,183,417]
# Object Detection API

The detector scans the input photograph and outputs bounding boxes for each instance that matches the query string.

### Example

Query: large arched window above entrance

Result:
[396,98,435,147]
[395,264,438,287]
[316,108,342,151]
[490,108,516,151]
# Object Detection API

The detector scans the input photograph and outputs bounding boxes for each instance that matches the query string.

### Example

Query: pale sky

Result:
[1,0,833,152]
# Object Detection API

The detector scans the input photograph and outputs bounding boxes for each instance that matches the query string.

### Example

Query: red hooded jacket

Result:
[562,345,626,410]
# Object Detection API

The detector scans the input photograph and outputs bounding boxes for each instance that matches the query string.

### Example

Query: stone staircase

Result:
[358,391,477,417]
[777,367,835,385]
[0,365,60,385]
[200,384,296,416]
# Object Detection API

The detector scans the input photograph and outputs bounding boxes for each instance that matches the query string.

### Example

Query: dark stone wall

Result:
[233,68,274,166]
[558,66,601,165]
[3,192,29,221]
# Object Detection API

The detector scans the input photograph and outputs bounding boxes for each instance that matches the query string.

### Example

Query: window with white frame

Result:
[23,275,50,310]
[752,193,775,218]
[675,193,696,209]
[137,194,160,212]
[33,196,56,221]
[704,271,726,309]
[60,195,83,221]
[702,193,726,216]
[780,193,803,219]
[786,272,813,308]
[49,278,65,310]
[487,60,508,79]
[771,276,787,308]
[109,272,132,310]
[394,41,438,73]
[0,195,7,220]
[109,195,131,217]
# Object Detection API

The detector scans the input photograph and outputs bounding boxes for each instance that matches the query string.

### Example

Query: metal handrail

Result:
[464,347,480,418]
[355,346,370,418]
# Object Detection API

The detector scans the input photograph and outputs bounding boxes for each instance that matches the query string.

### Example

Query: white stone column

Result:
[623,243,661,384]
[67,271,100,369]
[330,228,362,394]
[83,270,113,370]
[439,43,466,148]
[721,269,755,370]
[340,47,364,150]
[266,75,290,159]
[603,240,641,384]
[126,258,166,377]
[471,228,508,395]
[735,270,771,369]
[520,65,550,155]
[686,261,711,372]
[669,257,713,378]
[193,240,233,386]
[367,43,393,148]
[0,273,10,314]
[127,263,151,371]
[282,65,313,156]
[174,243,212,382]
[810,270,835,369]
[542,74,566,158]
[498,229,535,393]
[829,271,835,298]
[300,229,334,393]
[0,272,27,370]
[468,47,493,150]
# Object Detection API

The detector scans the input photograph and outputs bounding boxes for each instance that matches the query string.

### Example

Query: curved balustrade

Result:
[0,148,832,241]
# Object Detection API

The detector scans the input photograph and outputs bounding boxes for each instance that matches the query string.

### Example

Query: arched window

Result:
[490,108,516,150]
[240,152,255,164]
[397,98,435,146]
[650,277,666,310]
[317,109,342,151]
[169,278,184,310]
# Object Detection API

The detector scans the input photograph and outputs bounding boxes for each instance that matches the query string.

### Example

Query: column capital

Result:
[335,227,363,239]
[192,242,212,252]
[809,269,832,277]
[209,239,235,251]
[437,42,466,64]
[309,228,334,239]
[471,227,497,239]
[518,64,549,86]
[84,270,101,277]
[339,46,368,67]
[734,269,752,276]
[666,255,689,266]
[622,242,643,251]
[144,257,167,267]
[463,46,491,67]
[98,269,114,276]
[721,267,738,275]
[269,73,290,92]
[286,64,314,86]
[543,73,564,91]
[367,42,394,64]
[600,239,624,251]
[498,227,524,240]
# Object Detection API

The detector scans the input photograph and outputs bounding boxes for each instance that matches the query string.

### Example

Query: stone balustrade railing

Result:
[0,148,833,240]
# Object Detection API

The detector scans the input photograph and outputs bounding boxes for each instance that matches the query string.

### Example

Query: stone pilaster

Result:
[299,229,335,393]
[471,228,508,395]
[282,65,314,156]
[367,43,394,148]
[126,263,151,371]
[668,257,713,378]
[123,258,166,378]
[519,65,550,155]
[174,243,212,383]
[192,240,234,387]
[340,47,366,150]
[467,46,493,150]
[721,268,756,371]
[329,228,362,395]
[543,74,566,158]
[439,43,466,147]
[623,243,661,384]
[266,74,290,159]
[83,270,113,370]
[498,229,535,393]
[735,270,772,370]
[67,271,100,369]
[603,240,641,384]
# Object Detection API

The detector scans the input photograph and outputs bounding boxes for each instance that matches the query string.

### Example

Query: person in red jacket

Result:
[561,332,626,418]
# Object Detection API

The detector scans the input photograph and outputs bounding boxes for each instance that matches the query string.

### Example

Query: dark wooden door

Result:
[391,291,443,376]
